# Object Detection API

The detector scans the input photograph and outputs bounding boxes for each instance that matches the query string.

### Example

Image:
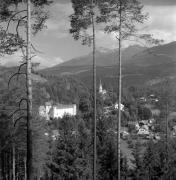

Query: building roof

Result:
[45,102,52,106]
[54,103,76,109]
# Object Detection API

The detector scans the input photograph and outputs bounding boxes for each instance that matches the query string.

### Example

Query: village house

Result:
[137,128,150,135]
[114,103,125,111]
[103,102,125,116]
[39,102,77,120]
[139,97,147,102]
[44,130,60,141]
[135,118,160,140]
[149,94,159,102]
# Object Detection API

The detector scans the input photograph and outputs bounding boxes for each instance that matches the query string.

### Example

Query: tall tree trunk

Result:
[26,0,33,179]
[117,1,122,180]
[91,1,97,180]
[5,152,8,180]
[0,148,3,180]
[165,102,168,179]
[9,149,11,180]
[12,115,15,180]
[37,167,41,180]
[24,156,27,180]
[1,151,6,180]
[12,145,15,180]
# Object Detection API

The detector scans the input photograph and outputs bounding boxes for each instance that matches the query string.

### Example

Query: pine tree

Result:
[121,155,129,180]
[0,1,52,179]
[70,1,98,179]
[49,116,92,180]
[142,141,166,180]
[97,1,148,179]
[131,140,143,180]
[98,134,117,180]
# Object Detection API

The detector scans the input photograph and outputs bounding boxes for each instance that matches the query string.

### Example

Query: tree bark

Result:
[117,1,122,180]
[12,115,15,180]
[26,0,33,179]
[24,156,27,180]
[0,151,3,180]
[91,1,97,180]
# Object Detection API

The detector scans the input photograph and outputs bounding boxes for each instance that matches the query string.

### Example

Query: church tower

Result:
[99,79,107,95]
[99,79,103,93]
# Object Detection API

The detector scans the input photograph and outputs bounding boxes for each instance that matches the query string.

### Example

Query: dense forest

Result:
[1,69,176,179]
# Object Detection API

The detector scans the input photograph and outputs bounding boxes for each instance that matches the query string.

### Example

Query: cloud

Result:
[54,0,70,4]
[32,55,63,69]
[0,51,23,67]
[141,6,176,43]
[95,30,116,49]
[43,2,73,38]
[140,0,176,6]
[95,4,176,48]
[33,0,176,61]
[0,51,63,69]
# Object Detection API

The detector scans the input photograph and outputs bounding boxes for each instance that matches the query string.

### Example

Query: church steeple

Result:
[99,79,103,93]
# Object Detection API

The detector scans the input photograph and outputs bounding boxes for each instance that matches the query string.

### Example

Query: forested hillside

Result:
[1,68,176,179]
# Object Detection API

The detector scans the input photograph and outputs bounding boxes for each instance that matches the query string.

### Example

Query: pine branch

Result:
[5,10,27,33]
[8,72,26,89]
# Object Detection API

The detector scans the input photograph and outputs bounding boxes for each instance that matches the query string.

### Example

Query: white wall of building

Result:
[53,105,76,118]
[39,103,77,120]
[46,104,52,114]
[114,103,124,111]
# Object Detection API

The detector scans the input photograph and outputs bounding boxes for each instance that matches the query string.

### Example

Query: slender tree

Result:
[97,1,148,179]
[12,115,15,180]
[26,0,33,179]
[0,0,52,179]
[70,1,97,179]
[117,2,122,179]
[91,1,97,180]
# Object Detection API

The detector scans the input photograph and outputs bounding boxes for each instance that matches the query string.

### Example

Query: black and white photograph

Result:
[0,0,176,179]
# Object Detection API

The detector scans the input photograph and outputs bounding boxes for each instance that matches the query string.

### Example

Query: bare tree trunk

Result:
[26,0,33,179]
[12,115,15,180]
[0,148,3,180]
[2,151,5,180]
[24,156,27,180]
[5,153,8,180]
[9,149,12,180]
[37,168,41,180]
[117,1,122,180]
[91,1,97,180]
[165,102,169,180]
[12,145,15,180]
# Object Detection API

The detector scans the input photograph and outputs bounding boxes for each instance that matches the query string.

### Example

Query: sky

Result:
[1,0,176,68]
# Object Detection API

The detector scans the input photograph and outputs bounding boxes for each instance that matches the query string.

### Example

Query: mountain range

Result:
[39,41,176,88]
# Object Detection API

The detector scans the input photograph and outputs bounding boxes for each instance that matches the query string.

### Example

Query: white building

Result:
[39,102,77,120]
[139,97,147,102]
[99,80,107,95]
[114,103,125,111]
[137,128,149,135]
[51,104,76,118]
